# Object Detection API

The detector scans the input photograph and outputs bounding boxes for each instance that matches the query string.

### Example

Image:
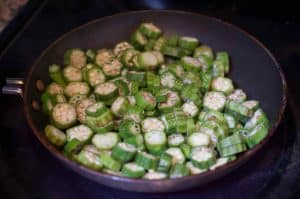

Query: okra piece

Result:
[94,82,118,100]
[64,82,90,97]
[160,71,182,90]
[180,84,202,107]
[243,123,269,148]
[126,71,146,87]
[182,101,199,118]
[227,89,247,102]
[75,98,95,123]
[64,138,84,156]
[102,59,122,78]
[48,64,66,85]
[198,110,227,125]
[47,82,64,95]
[143,171,167,180]
[190,147,216,169]
[218,143,246,157]
[135,151,158,170]
[131,30,147,50]
[141,117,165,133]
[162,46,187,58]
[217,133,244,150]
[135,90,157,111]
[216,51,230,74]
[146,71,161,93]
[124,105,144,123]
[113,78,129,96]
[166,35,179,46]
[86,109,114,134]
[113,41,133,57]
[153,36,166,51]
[180,144,191,159]
[186,161,207,175]
[158,90,181,113]
[145,131,167,155]
[75,145,102,170]
[100,151,122,171]
[136,51,159,70]
[225,100,252,123]
[51,103,77,129]
[111,96,130,117]
[178,36,199,50]
[64,48,87,69]
[86,67,106,87]
[224,113,236,129]
[165,147,185,165]
[92,132,119,150]
[120,48,139,68]
[157,153,172,173]
[193,45,214,59]
[119,119,141,139]
[122,162,145,178]
[242,100,260,112]
[211,77,234,95]
[182,71,201,88]
[42,94,54,115]
[201,72,213,93]
[44,125,66,147]
[151,51,164,65]
[187,132,210,147]
[85,102,107,117]
[181,56,202,72]
[63,66,82,82]
[203,91,226,111]
[86,49,96,63]
[168,63,185,78]
[124,134,144,150]
[95,49,114,67]
[66,124,93,143]
[168,134,185,147]
[212,59,225,77]
[51,94,67,105]
[198,55,213,72]
[139,23,162,39]
[244,109,269,130]
[111,142,137,163]
[209,156,236,170]
[144,39,156,51]
[169,163,190,179]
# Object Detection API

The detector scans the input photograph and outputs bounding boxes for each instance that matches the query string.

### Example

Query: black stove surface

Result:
[0,1,300,198]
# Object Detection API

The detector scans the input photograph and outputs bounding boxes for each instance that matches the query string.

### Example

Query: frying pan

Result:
[1,10,287,192]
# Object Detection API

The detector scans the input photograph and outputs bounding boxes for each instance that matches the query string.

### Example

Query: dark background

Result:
[0,0,300,198]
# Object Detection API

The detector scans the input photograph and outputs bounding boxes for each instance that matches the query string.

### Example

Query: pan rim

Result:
[23,10,287,188]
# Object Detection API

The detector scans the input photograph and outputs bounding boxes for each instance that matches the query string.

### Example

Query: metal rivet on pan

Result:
[32,100,40,111]
[36,80,45,91]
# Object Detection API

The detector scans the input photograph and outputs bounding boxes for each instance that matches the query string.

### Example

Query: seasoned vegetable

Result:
[111,142,136,163]
[122,162,145,178]
[135,151,158,170]
[75,145,102,170]
[64,48,87,69]
[42,22,269,180]
[48,64,66,85]
[45,125,66,146]
[51,103,77,129]
[144,131,167,155]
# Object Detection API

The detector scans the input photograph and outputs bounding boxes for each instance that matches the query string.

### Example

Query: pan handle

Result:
[1,78,24,98]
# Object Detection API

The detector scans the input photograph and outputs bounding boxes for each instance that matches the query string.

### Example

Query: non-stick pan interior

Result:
[24,11,285,192]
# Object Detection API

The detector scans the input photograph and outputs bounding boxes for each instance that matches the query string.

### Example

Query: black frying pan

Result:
[2,10,287,192]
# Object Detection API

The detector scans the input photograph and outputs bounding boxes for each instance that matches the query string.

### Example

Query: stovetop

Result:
[0,1,300,198]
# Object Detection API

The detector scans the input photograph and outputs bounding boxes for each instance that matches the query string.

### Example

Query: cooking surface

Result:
[0,1,300,198]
